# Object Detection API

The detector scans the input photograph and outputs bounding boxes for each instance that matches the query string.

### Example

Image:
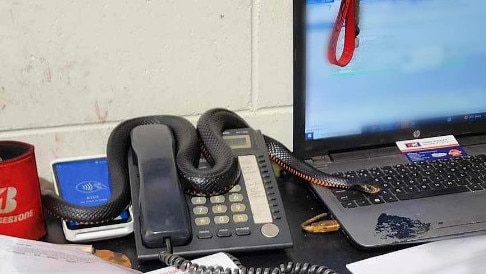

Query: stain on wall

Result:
[0,86,7,110]
[94,99,109,122]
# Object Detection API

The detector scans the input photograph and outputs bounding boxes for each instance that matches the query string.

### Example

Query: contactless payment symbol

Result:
[75,181,108,194]
[0,187,18,214]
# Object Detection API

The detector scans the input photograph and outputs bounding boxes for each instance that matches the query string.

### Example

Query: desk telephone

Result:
[41,107,365,273]
[128,124,293,260]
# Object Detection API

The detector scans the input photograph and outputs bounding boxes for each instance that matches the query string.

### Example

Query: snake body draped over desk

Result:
[42,108,379,223]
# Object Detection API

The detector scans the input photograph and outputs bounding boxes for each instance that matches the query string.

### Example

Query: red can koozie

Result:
[0,141,46,240]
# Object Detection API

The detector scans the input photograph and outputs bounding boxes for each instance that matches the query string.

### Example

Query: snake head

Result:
[358,184,381,194]
[349,178,381,194]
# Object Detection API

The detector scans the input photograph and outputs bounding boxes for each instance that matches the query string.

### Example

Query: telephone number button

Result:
[193,206,209,215]
[214,215,230,224]
[195,217,211,226]
[197,230,213,239]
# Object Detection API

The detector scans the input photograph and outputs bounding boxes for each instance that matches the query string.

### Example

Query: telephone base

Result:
[127,128,293,261]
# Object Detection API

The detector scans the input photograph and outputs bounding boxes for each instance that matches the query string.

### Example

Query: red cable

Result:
[327,0,357,67]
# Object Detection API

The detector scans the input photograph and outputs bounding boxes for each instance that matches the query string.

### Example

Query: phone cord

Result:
[159,250,339,274]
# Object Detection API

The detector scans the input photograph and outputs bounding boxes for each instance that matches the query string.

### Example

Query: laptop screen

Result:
[294,0,486,158]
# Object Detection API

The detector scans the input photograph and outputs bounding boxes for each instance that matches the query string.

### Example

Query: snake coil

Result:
[42,108,378,224]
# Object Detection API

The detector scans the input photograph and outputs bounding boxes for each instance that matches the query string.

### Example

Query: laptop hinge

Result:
[329,146,401,163]
[308,134,486,165]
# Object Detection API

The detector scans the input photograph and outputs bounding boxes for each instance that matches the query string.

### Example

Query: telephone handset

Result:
[129,124,191,248]
[128,124,293,260]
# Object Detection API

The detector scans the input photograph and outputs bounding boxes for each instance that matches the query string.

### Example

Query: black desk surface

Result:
[43,177,395,274]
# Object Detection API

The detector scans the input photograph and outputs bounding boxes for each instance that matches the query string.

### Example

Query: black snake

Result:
[42,108,379,223]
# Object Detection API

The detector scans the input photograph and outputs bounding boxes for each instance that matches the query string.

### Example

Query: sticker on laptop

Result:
[396,135,467,162]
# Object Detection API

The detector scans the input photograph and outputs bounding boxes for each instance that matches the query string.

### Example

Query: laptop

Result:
[293,0,486,249]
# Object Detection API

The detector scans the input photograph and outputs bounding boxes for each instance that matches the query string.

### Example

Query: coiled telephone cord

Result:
[159,250,339,274]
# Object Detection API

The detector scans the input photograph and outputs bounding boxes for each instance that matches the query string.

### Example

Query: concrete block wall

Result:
[0,0,293,182]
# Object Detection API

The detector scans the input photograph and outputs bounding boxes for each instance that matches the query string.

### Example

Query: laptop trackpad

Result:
[367,214,486,246]
[371,197,486,242]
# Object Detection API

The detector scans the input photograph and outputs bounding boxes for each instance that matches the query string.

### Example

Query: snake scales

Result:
[42,108,379,223]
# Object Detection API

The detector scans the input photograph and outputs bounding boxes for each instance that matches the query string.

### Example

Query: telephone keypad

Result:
[190,180,254,238]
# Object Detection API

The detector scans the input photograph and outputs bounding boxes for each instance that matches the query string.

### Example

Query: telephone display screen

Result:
[223,135,251,149]
[53,157,131,230]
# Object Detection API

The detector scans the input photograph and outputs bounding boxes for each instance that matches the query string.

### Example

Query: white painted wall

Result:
[0,0,293,182]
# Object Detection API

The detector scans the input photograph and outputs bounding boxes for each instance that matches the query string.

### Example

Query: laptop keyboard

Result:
[331,154,486,208]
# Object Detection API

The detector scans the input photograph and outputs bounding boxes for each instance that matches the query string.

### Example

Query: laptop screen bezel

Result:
[293,0,486,160]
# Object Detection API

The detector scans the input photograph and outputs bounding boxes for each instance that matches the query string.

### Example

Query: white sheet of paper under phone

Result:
[0,234,140,274]
[347,234,486,274]
[0,234,236,274]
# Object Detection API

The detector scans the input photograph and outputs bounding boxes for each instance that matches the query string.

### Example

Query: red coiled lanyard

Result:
[327,0,359,67]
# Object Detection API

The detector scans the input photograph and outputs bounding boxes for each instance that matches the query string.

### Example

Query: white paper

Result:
[347,234,486,274]
[146,252,238,274]
[0,234,239,274]
[0,234,141,274]
[395,135,459,152]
